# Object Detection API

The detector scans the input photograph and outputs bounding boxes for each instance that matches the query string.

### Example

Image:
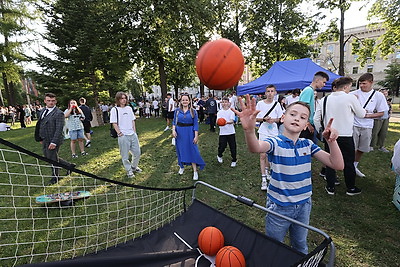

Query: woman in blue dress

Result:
[172,93,205,180]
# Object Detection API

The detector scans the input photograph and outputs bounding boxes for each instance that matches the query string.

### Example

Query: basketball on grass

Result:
[215,246,246,267]
[217,118,227,126]
[198,226,225,256]
[195,38,245,90]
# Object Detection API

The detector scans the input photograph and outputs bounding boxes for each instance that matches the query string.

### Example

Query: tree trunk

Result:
[338,1,345,76]
[90,72,104,126]
[158,56,168,100]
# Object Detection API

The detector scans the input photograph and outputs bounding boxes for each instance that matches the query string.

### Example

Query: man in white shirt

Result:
[255,85,284,191]
[350,73,389,177]
[285,88,301,106]
[110,92,141,178]
[164,93,175,131]
[315,77,369,195]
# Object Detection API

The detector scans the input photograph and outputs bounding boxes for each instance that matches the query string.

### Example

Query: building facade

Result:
[314,25,400,86]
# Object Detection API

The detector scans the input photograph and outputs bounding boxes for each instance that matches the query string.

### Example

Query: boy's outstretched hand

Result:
[322,118,339,142]
[232,94,260,131]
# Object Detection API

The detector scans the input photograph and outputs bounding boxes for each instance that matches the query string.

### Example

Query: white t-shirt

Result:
[0,122,9,131]
[350,89,389,129]
[285,95,299,106]
[217,109,236,135]
[168,98,175,112]
[109,106,136,135]
[152,100,159,109]
[314,91,366,137]
[256,100,283,136]
[229,95,237,109]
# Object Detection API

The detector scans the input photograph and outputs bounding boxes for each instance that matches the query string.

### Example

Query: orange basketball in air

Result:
[217,118,227,126]
[215,246,246,267]
[198,226,225,256]
[195,38,245,90]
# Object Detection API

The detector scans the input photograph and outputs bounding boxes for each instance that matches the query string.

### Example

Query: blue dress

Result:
[173,109,205,170]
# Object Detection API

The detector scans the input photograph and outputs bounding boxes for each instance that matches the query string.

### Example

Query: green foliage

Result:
[378,62,400,96]
[34,0,134,105]
[0,0,36,106]
[351,38,376,67]
[368,0,400,58]
[243,0,317,76]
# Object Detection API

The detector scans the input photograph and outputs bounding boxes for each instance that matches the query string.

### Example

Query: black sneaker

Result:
[334,177,340,186]
[325,186,335,195]
[319,167,326,178]
[346,187,362,196]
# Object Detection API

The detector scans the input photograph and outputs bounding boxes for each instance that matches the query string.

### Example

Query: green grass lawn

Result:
[1,118,400,266]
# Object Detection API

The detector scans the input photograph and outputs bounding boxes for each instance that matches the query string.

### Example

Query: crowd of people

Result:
[3,70,395,256]
[0,103,42,129]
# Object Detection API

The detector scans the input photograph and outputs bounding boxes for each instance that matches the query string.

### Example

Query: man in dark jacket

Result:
[205,93,217,132]
[35,93,74,184]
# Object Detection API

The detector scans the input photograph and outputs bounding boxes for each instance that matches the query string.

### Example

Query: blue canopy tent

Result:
[237,58,342,95]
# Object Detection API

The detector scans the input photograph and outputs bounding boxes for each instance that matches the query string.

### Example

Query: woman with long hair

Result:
[172,93,205,180]
[64,99,87,158]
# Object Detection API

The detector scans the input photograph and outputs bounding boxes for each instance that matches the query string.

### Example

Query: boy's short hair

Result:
[285,101,310,117]
[292,88,301,95]
[166,93,172,97]
[335,77,353,89]
[45,93,56,98]
[358,73,374,82]
[222,97,229,101]
[313,71,329,81]
[79,97,86,104]
[265,84,276,91]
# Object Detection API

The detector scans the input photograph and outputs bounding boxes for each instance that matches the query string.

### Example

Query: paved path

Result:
[390,112,400,123]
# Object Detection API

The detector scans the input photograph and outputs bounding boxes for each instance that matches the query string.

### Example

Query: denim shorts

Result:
[69,129,85,140]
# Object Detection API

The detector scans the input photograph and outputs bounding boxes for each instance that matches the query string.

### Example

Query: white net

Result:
[0,142,189,266]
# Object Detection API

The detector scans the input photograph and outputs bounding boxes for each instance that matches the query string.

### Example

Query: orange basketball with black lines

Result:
[215,246,246,267]
[197,226,225,256]
[217,117,227,126]
[195,38,245,90]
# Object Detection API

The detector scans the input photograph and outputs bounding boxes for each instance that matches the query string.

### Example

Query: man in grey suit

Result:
[35,93,74,184]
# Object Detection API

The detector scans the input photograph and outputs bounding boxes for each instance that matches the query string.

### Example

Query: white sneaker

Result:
[127,170,135,178]
[355,167,366,177]
[266,173,272,181]
[178,168,184,175]
[378,147,390,153]
[369,147,374,152]
[85,140,91,147]
[217,156,223,163]
[230,162,237,167]
[261,179,268,191]
[133,167,142,173]
[164,126,170,131]
[193,172,198,180]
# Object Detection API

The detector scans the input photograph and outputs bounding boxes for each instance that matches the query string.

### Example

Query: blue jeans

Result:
[265,197,312,254]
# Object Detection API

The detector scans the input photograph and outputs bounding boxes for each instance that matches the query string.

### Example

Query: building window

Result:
[396,51,400,59]
[353,55,359,61]
[352,67,358,74]
[327,45,334,54]
[316,59,321,65]
[367,65,373,73]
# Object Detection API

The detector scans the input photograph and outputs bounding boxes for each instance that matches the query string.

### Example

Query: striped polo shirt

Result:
[264,135,321,206]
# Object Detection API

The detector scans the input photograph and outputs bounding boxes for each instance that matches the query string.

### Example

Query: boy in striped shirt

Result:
[234,95,344,254]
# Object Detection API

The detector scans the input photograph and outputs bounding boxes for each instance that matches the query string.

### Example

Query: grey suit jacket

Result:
[34,107,65,146]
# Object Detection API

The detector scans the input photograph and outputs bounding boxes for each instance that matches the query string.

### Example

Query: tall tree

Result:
[378,62,400,97]
[123,0,215,99]
[243,0,318,76]
[0,0,35,106]
[35,0,133,123]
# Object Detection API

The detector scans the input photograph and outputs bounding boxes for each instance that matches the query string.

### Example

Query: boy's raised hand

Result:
[231,94,260,131]
[322,118,339,142]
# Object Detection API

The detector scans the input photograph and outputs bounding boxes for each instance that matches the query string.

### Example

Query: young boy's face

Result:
[282,104,310,133]
[265,87,276,101]
[221,99,230,109]
[359,80,373,92]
